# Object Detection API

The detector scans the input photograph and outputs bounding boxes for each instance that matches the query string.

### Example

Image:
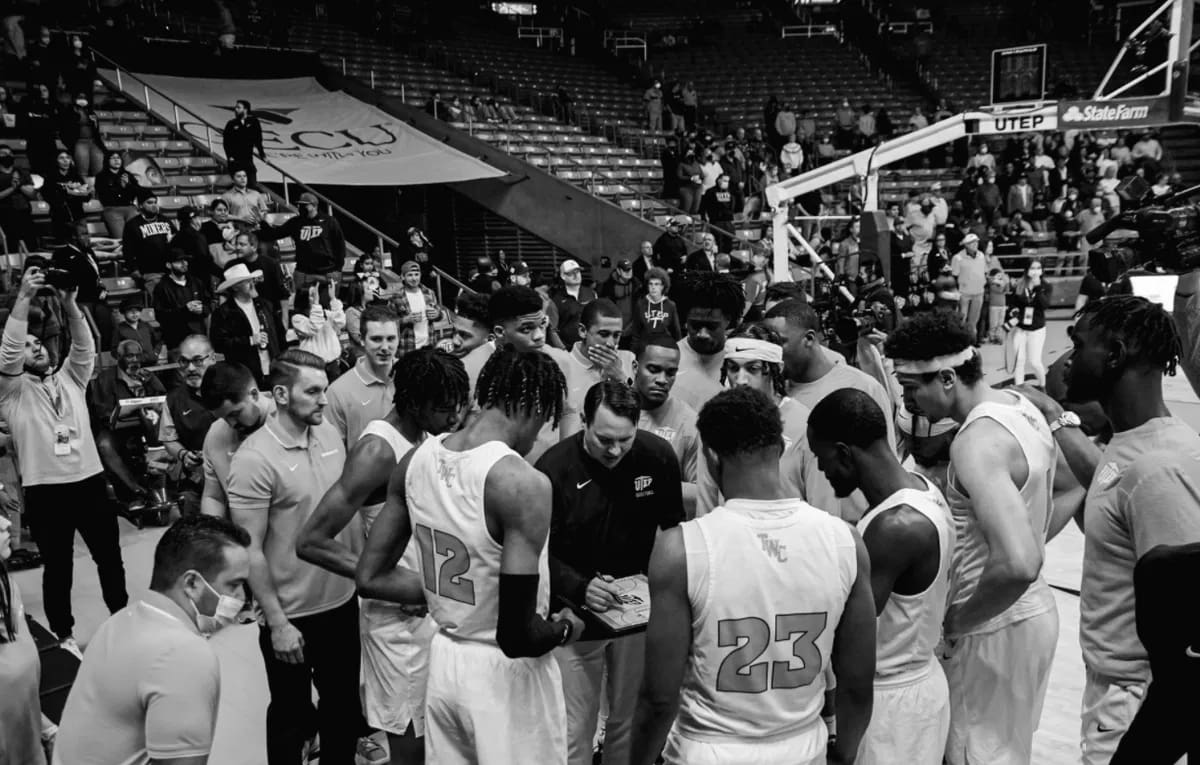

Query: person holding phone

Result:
[1006,259,1051,387]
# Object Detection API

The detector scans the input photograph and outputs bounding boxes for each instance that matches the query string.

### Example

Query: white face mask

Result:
[189,572,244,636]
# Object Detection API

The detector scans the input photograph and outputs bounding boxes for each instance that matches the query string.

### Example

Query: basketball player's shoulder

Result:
[541,344,574,371]
[487,451,551,502]
[862,502,939,549]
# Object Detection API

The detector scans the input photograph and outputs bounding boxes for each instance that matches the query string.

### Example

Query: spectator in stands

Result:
[171,205,210,272]
[0,508,50,764]
[492,98,518,124]
[159,335,217,516]
[291,280,346,378]
[87,337,167,505]
[153,249,210,355]
[122,192,174,296]
[52,220,108,346]
[467,256,502,294]
[644,80,664,132]
[719,142,746,197]
[780,134,804,176]
[700,174,740,252]
[342,254,384,354]
[424,90,450,121]
[875,107,894,139]
[630,267,680,346]
[600,259,641,343]
[42,149,90,228]
[686,232,720,272]
[653,217,688,275]
[473,97,498,123]
[837,219,861,281]
[699,150,722,194]
[968,142,996,173]
[53,514,248,765]
[0,143,36,252]
[1,266,128,649]
[985,267,1010,344]
[857,104,876,147]
[908,105,929,132]
[816,133,836,163]
[222,169,269,226]
[393,260,447,356]
[632,240,657,285]
[112,297,161,365]
[834,98,856,150]
[680,81,698,131]
[1007,174,1035,217]
[224,99,266,186]
[94,150,141,238]
[59,93,104,177]
[550,259,596,348]
[773,103,797,151]
[951,233,987,343]
[231,230,289,340]
[211,262,280,385]
[676,148,702,215]
[974,172,1002,225]
[796,110,816,146]
[60,35,96,96]
[200,197,237,272]
[259,192,345,291]
[19,82,55,174]
[0,86,15,138]
[1132,130,1163,175]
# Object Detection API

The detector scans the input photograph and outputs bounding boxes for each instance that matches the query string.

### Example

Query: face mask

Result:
[188,572,244,635]
[76,99,88,108]
[0,156,12,168]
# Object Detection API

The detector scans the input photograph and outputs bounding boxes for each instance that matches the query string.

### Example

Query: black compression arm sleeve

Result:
[497,573,567,658]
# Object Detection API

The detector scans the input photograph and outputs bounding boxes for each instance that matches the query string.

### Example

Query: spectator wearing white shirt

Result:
[908,105,929,131]
[291,280,347,380]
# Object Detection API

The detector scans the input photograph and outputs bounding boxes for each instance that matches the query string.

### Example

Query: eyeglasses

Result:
[179,354,213,368]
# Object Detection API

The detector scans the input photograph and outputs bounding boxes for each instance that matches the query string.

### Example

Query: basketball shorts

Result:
[1080,668,1147,765]
[359,598,437,736]
[425,631,567,765]
[858,658,950,765]
[943,607,1059,765]
[662,720,826,765]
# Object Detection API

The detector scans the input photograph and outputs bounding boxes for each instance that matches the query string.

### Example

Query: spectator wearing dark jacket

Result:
[93,150,141,238]
[599,260,642,343]
[699,175,741,253]
[58,96,105,177]
[209,262,280,385]
[223,100,266,185]
[152,249,211,352]
[258,192,345,289]
[42,149,90,228]
[111,297,161,365]
[230,229,289,342]
[170,207,211,274]
[122,193,174,295]
[52,221,110,346]
[676,151,703,214]
[549,259,597,348]
[652,218,688,274]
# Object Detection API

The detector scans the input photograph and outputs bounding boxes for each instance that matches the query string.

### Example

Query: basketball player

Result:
[1022,294,1200,763]
[357,349,586,764]
[631,387,876,765]
[884,311,1058,765]
[460,286,576,463]
[669,272,745,411]
[808,388,954,765]
[633,337,699,515]
[297,349,471,764]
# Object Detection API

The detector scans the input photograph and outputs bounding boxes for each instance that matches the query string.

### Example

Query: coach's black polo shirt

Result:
[537,430,684,619]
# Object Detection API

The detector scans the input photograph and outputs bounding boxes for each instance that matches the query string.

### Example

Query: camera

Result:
[1085,175,1200,272]
[44,267,76,290]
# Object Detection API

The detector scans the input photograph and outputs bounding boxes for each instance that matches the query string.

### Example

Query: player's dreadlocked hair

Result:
[884,311,984,384]
[392,347,470,413]
[1076,294,1181,376]
[672,271,745,327]
[721,323,788,397]
[475,348,567,428]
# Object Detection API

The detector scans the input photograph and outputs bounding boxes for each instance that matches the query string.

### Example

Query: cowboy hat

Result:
[217,262,263,293]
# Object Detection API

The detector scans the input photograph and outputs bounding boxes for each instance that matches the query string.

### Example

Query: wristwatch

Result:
[557,618,575,646]
[1050,411,1081,435]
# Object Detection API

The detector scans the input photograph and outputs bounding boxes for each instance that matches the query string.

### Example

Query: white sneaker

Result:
[59,637,83,661]
[356,735,389,765]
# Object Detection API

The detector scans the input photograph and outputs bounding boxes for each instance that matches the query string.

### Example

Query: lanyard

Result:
[38,375,63,418]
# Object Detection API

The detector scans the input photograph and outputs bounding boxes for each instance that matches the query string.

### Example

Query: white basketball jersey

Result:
[675,498,857,741]
[404,433,550,643]
[946,391,1056,636]
[857,473,954,682]
[357,420,418,568]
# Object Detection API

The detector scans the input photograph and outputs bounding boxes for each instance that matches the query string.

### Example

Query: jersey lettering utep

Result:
[139,220,173,239]
[643,302,670,331]
[945,391,1056,637]
[298,224,326,242]
[858,474,954,681]
[404,434,550,642]
[675,498,857,741]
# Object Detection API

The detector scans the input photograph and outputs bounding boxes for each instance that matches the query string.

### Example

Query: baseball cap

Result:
[962,233,980,245]
[511,261,530,276]
[297,192,319,207]
[560,259,582,275]
[167,247,189,263]
[616,259,632,271]
[400,260,421,276]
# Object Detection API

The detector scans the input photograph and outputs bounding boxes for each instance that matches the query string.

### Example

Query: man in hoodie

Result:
[122,192,174,297]
[599,259,642,345]
[700,175,741,253]
[152,249,211,355]
[259,192,346,291]
[652,217,688,275]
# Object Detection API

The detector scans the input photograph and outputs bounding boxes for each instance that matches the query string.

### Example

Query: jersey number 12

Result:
[414,524,476,605]
[716,612,828,693]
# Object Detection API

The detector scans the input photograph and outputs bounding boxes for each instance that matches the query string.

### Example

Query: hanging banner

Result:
[102,72,506,186]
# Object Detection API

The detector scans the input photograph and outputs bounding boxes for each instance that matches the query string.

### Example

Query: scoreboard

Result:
[991,44,1048,106]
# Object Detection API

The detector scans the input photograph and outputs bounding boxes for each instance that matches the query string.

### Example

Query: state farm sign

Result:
[1057,97,1167,128]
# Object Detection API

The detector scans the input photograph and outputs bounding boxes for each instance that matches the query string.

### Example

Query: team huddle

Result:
[105,275,1197,765]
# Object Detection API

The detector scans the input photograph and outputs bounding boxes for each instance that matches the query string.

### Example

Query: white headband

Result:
[723,338,783,365]
[892,347,976,375]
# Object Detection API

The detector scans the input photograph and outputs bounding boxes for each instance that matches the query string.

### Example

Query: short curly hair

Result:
[697,387,783,457]
[884,311,983,384]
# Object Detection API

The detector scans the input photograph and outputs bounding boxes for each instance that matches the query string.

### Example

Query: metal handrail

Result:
[87,46,474,300]
[780,24,842,39]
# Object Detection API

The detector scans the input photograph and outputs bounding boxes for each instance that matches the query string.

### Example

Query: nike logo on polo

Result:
[1187,645,1200,659]
[287,464,299,472]
[321,449,339,457]
[1096,724,1116,733]
[361,399,373,406]
[182,409,193,416]
[577,479,592,490]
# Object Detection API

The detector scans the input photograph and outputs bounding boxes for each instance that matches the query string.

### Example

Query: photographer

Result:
[0,267,128,647]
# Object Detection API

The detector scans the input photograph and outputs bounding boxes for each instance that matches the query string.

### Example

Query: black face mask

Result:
[0,157,13,168]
